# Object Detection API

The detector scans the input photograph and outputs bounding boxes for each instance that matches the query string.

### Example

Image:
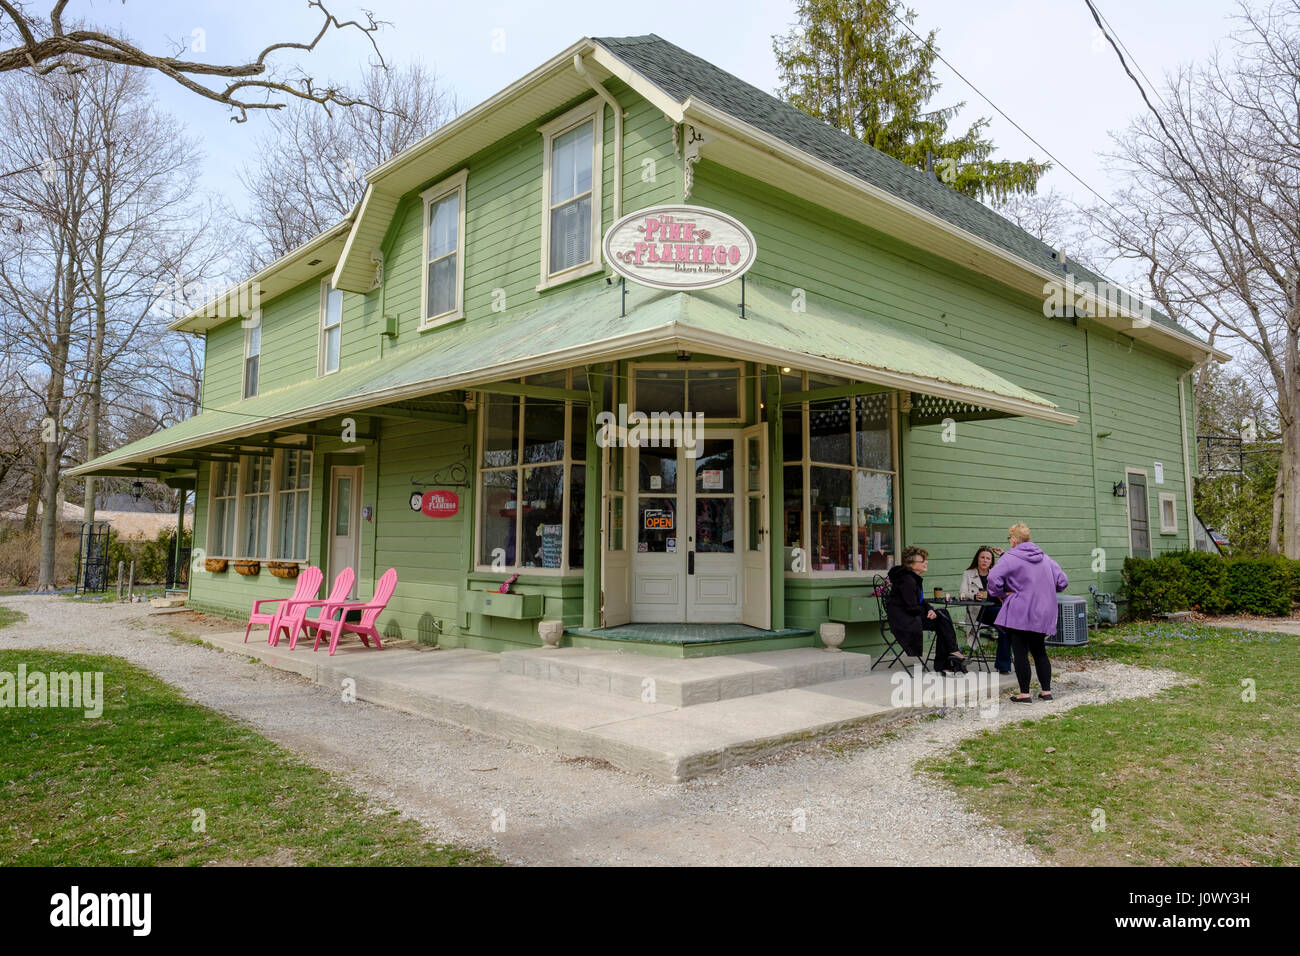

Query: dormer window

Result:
[420,169,468,330]
[319,279,342,375]
[538,100,603,290]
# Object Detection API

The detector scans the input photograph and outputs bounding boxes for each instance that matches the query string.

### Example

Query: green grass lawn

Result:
[923,621,1299,865]
[0,648,496,866]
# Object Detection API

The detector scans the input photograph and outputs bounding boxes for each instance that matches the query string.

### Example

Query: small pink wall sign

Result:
[418,490,460,518]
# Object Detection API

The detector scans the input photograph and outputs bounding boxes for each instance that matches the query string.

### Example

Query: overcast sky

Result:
[90,0,1240,236]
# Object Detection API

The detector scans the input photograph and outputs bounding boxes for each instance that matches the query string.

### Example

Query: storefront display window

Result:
[477,372,586,572]
[783,373,898,574]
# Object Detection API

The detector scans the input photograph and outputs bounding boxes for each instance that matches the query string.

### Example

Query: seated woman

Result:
[961,546,1011,675]
[885,546,966,673]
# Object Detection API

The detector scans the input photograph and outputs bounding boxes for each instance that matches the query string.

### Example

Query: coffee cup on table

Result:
[933,587,945,600]
[976,588,988,601]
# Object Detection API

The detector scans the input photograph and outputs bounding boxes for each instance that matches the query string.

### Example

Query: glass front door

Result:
[629,434,750,623]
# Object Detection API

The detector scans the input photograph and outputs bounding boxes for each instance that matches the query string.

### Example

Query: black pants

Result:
[1007,628,1051,694]
[921,610,961,669]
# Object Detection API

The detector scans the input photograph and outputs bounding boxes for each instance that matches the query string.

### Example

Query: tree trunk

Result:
[1284,286,1300,559]
[23,445,44,533]
[1269,459,1284,554]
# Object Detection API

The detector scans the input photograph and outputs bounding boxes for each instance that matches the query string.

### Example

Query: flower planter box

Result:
[232,561,261,577]
[267,562,300,579]
[463,589,544,620]
[204,558,229,573]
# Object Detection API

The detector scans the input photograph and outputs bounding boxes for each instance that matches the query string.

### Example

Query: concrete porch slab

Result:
[499,646,871,706]
[196,628,1015,782]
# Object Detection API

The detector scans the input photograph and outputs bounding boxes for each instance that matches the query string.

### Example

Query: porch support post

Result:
[766,366,785,630]
[583,369,604,629]
[175,489,186,591]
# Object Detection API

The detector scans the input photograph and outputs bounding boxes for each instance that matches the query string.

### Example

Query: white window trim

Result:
[206,445,314,563]
[783,373,901,577]
[474,373,585,575]
[1124,466,1151,558]
[419,168,469,330]
[206,460,240,559]
[1157,491,1179,535]
[274,446,315,562]
[537,99,604,292]
[318,279,343,376]
[242,315,261,400]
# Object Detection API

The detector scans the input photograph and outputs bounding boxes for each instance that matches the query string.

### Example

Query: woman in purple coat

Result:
[985,523,1068,702]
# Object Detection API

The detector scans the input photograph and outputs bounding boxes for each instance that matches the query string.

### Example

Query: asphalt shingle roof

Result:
[594,33,1199,343]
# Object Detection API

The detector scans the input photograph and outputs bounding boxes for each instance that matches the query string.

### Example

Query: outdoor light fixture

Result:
[781,366,791,373]
[1112,480,1127,498]
[131,477,145,501]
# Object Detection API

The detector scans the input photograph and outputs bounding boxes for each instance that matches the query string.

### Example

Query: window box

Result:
[204,558,229,574]
[464,589,544,620]
[827,595,880,623]
[267,561,301,579]
[232,560,261,576]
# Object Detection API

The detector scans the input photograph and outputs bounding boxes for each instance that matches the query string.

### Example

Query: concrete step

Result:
[198,628,912,782]
[498,646,871,706]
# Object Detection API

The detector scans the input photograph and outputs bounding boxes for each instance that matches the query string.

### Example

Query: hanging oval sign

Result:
[602,204,757,291]
[418,490,460,518]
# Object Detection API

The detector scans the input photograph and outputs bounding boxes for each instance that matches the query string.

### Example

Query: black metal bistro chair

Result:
[870,574,930,672]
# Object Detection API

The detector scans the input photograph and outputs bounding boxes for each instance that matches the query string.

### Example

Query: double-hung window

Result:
[319,281,342,374]
[538,100,603,289]
[241,454,273,559]
[207,447,313,562]
[277,448,313,560]
[420,169,468,329]
[210,461,239,557]
[243,318,261,398]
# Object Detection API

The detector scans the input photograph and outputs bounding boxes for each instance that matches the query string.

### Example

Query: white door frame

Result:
[328,465,363,599]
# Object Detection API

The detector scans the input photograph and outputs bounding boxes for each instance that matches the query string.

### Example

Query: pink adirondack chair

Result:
[243,566,323,644]
[285,567,355,650]
[313,568,398,656]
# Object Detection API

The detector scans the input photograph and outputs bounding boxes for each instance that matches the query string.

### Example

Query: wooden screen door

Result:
[1128,472,1151,558]
[328,465,363,599]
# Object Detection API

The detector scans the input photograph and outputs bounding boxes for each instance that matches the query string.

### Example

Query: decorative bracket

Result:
[369,248,384,291]
[411,443,472,489]
[683,124,710,199]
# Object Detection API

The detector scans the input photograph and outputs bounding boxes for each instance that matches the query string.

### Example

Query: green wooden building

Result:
[70,34,1227,657]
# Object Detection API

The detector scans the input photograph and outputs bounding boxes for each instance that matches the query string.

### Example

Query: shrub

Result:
[1176,550,1230,615]
[1225,557,1292,616]
[1123,554,1191,618]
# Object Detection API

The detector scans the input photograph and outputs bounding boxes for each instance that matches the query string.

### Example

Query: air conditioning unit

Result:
[1048,594,1089,646]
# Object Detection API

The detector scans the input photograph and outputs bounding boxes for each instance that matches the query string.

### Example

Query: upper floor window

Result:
[319,280,342,375]
[420,169,468,330]
[243,317,261,399]
[538,101,603,290]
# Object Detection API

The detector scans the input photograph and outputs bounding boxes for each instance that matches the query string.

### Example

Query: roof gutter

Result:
[574,53,623,220]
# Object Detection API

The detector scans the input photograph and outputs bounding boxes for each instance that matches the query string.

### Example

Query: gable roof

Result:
[313,32,1224,364]
[594,34,1216,358]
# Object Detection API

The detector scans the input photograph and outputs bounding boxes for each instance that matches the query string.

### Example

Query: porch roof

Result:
[69,277,1072,478]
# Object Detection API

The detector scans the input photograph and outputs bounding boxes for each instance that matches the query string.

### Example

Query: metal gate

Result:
[75,521,111,594]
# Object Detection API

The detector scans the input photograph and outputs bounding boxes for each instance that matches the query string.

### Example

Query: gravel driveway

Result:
[1,595,1183,866]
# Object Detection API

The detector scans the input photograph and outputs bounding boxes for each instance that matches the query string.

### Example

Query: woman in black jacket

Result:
[884,546,966,673]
